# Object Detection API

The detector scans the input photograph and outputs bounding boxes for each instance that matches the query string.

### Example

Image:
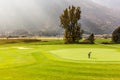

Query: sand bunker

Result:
[13,47,32,50]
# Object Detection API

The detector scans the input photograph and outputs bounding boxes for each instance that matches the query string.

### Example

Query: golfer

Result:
[88,52,92,59]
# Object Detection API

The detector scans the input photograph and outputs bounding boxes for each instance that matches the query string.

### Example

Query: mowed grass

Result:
[50,48,120,61]
[0,46,36,68]
[0,39,120,80]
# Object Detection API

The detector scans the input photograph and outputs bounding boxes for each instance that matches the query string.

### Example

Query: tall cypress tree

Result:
[60,6,82,44]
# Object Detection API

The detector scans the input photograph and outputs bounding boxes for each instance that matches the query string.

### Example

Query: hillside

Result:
[0,0,120,35]
[92,0,120,10]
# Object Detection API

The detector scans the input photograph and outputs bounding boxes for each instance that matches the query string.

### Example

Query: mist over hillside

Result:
[92,0,120,10]
[0,0,120,35]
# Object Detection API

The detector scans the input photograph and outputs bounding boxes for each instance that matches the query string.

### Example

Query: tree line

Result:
[60,5,120,44]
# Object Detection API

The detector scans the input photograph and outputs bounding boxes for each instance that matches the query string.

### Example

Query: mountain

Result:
[92,0,120,10]
[79,0,120,34]
[0,0,120,35]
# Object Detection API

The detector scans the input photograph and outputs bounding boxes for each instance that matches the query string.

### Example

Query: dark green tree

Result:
[87,33,95,44]
[112,26,120,43]
[60,6,83,44]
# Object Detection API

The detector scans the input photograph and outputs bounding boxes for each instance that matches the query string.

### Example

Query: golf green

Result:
[50,48,120,61]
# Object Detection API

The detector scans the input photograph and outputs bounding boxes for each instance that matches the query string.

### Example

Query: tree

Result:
[60,6,83,44]
[87,33,95,44]
[112,26,120,43]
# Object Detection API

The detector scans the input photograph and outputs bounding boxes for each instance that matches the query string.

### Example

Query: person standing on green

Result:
[88,52,92,59]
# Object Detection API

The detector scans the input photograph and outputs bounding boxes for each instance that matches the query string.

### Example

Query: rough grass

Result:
[95,38,111,43]
[0,39,41,44]
[0,39,119,80]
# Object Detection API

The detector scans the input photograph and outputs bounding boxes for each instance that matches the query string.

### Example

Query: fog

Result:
[0,0,119,34]
[92,0,120,9]
[0,0,67,32]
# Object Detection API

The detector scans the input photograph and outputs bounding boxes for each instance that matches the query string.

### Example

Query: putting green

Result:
[50,48,120,61]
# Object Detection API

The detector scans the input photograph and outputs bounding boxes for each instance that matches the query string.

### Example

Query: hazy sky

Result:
[0,0,71,32]
[0,0,47,30]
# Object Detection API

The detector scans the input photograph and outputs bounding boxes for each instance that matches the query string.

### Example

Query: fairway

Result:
[50,48,120,61]
[0,46,36,68]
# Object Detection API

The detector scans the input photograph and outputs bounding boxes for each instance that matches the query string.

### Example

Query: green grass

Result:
[95,38,111,43]
[0,39,119,80]
[50,48,120,61]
